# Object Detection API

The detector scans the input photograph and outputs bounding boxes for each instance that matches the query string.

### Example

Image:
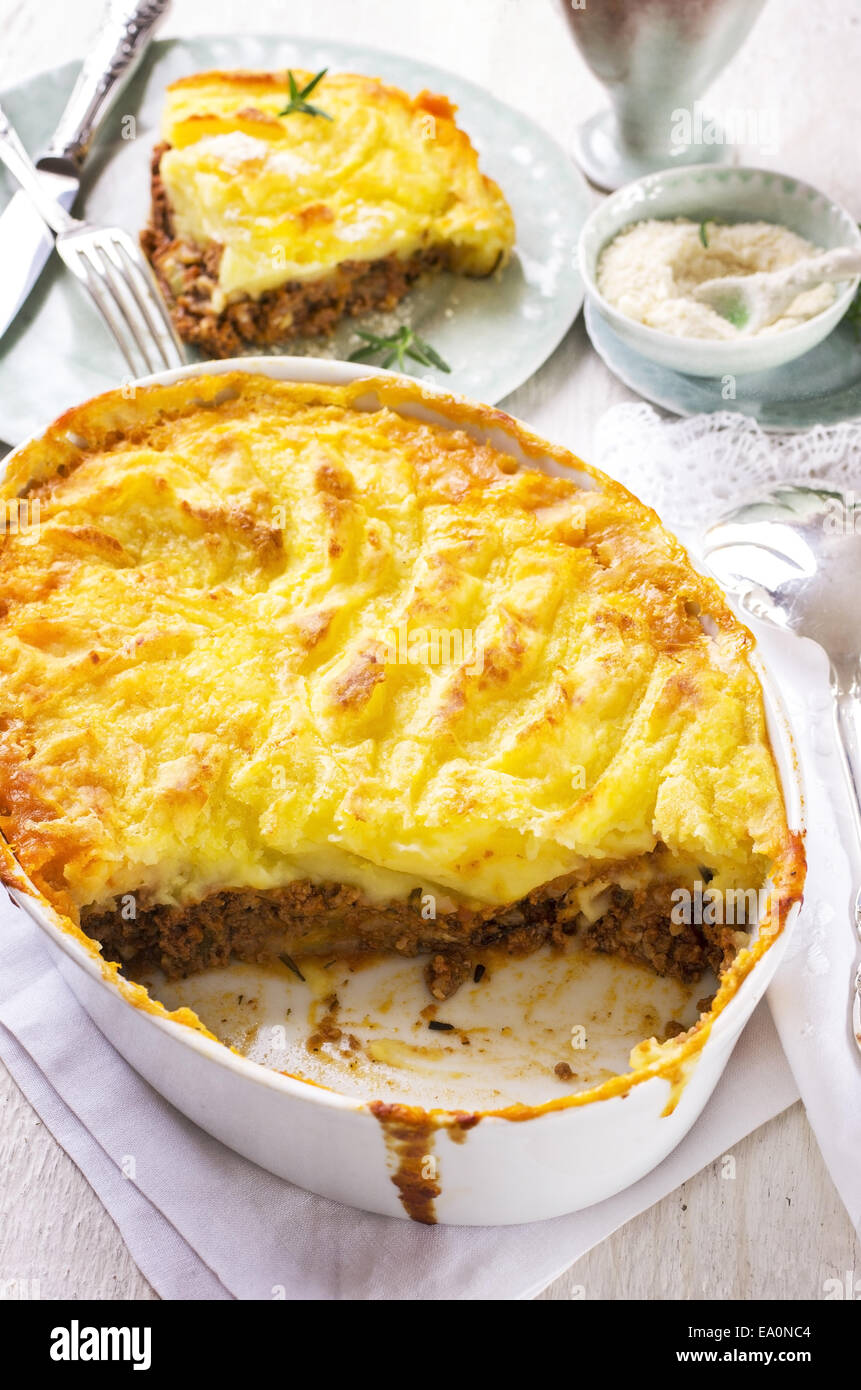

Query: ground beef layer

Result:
[141,142,448,357]
[82,873,742,994]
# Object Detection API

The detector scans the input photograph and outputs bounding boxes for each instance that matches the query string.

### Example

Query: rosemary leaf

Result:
[278,951,306,982]
[299,69,328,99]
[416,341,451,372]
[347,345,382,363]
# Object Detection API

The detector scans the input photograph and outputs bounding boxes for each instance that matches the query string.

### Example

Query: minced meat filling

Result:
[82,873,741,996]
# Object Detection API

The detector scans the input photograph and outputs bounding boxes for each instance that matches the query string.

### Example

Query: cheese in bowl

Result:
[597,218,836,339]
[0,372,803,1032]
[141,69,516,356]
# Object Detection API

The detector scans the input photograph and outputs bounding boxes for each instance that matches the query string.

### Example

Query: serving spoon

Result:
[704,484,861,1052]
[692,246,861,333]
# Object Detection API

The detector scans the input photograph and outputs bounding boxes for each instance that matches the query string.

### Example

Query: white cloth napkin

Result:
[1,404,858,1299]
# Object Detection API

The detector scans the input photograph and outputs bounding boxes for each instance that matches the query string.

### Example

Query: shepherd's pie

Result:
[141,69,516,356]
[0,374,803,1000]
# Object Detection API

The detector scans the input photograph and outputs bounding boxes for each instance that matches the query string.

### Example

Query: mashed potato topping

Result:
[157,70,515,298]
[597,218,836,339]
[0,374,800,927]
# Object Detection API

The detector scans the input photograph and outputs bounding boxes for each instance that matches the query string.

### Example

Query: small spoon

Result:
[692,246,861,334]
[704,484,861,1053]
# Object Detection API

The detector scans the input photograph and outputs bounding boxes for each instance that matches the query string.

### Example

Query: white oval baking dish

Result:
[2,357,804,1225]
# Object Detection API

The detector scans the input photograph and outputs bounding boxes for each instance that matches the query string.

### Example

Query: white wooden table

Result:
[1,0,859,1300]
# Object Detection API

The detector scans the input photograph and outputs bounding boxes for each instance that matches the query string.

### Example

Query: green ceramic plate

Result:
[585,301,861,433]
[0,35,591,442]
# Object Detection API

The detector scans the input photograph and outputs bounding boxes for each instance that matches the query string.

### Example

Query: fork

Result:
[0,102,185,376]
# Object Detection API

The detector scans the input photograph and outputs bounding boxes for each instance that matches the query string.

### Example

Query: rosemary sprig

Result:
[278,68,332,121]
[348,325,451,374]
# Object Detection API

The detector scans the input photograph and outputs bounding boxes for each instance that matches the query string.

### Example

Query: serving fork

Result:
[0,102,184,376]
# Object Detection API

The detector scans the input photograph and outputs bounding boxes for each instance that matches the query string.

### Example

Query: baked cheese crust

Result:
[142,70,515,353]
[0,374,801,966]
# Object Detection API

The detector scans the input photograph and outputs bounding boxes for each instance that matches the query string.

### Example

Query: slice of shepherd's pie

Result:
[0,375,803,1008]
[141,69,516,357]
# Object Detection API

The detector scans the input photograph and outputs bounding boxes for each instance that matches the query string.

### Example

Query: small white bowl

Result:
[578,165,861,378]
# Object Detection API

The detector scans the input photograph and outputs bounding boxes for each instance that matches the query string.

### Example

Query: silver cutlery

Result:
[0,104,184,376]
[0,0,171,341]
[704,484,861,1053]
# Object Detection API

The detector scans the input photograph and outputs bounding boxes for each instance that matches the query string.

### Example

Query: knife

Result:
[0,0,171,341]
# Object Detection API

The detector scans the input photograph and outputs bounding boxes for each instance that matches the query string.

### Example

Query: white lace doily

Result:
[594,404,861,545]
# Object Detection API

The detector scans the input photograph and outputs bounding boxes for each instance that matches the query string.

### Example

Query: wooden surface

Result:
[1,0,859,1300]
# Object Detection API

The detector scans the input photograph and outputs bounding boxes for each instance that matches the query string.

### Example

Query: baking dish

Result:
[0,356,805,1225]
